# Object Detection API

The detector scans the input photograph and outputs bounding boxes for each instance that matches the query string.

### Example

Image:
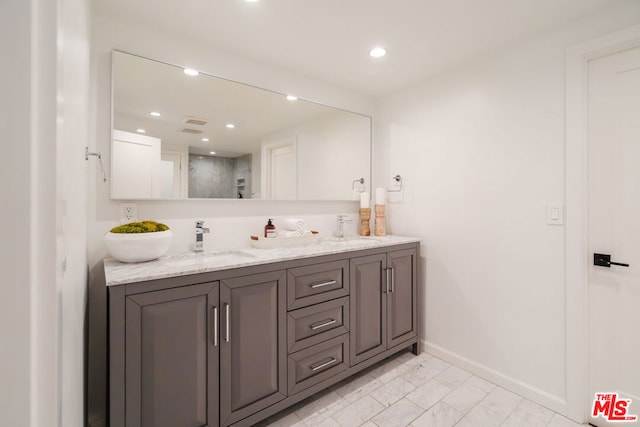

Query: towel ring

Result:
[387,175,402,193]
[352,178,365,193]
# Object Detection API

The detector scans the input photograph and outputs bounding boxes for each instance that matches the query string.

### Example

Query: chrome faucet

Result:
[195,220,210,252]
[336,214,353,238]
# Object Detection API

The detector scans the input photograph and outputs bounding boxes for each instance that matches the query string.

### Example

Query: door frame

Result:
[565,24,640,423]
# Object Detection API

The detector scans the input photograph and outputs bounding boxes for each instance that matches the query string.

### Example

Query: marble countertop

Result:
[104,235,420,286]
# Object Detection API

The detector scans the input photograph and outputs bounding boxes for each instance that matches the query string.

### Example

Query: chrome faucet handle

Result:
[196,220,210,232]
[194,220,210,252]
[337,214,353,223]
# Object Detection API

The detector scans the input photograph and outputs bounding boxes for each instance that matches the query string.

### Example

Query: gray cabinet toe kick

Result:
[107,241,419,427]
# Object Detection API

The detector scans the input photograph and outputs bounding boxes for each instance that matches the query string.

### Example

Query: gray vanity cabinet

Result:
[108,241,419,427]
[111,270,286,427]
[219,271,287,426]
[350,248,417,365]
[123,281,219,427]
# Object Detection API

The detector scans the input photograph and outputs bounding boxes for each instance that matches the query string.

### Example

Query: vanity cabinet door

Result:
[219,270,287,426]
[387,248,417,348]
[350,253,387,365]
[124,282,219,427]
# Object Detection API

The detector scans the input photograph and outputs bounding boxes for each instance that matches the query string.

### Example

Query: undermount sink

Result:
[323,236,381,247]
[165,250,256,268]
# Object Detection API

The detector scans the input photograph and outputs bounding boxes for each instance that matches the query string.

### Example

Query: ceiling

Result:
[96,0,622,97]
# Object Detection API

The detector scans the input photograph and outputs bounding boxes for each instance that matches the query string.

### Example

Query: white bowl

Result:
[104,229,173,263]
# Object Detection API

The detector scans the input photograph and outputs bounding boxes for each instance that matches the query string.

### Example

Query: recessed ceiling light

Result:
[209,151,216,155]
[202,137,209,142]
[183,68,199,76]
[369,47,387,58]
[136,128,146,133]
[149,111,161,117]
[286,95,298,101]
[226,123,235,129]
[245,0,259,3]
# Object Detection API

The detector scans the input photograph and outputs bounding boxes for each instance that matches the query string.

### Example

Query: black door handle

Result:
[594,253,629,268]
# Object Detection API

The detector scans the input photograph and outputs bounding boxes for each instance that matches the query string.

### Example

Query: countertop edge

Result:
[104,236,420,286]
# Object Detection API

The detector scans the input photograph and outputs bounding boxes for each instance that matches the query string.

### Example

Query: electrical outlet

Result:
[120,203,137,223]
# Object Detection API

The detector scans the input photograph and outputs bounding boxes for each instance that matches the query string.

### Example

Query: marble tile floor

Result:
[255,351,589,427]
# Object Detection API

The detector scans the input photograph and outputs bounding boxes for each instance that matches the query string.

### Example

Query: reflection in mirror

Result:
[111,51,371,200]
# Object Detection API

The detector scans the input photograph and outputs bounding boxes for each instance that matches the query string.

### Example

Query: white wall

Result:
[374,1,640,419]
[57,0,90,425]
[0,1,40,424]
[88,10,374,267]
[0,0,88,427]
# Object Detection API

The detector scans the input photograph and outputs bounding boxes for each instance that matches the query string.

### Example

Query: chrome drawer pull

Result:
[224,303,230,343]
[310,357,338,372]
[310,280,337,289]
[309,319,337,330]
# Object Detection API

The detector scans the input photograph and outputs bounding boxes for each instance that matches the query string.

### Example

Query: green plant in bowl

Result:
[110,220,170,233]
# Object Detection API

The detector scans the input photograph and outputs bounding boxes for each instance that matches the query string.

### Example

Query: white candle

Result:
[360,192,370,208]
[375,187,386,205]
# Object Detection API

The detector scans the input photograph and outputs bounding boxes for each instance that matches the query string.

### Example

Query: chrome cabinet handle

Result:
[224,303,230,343]
[310,280,337,289]
[309,319,337,330]
[310,357,338,372]
[212,306,218,347]
[385,268,391,293]
[389,267,395,293]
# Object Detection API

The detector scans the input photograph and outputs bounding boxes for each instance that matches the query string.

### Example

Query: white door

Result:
[160,151,185,199]
[262,137,297,200]
[588,46,640,426]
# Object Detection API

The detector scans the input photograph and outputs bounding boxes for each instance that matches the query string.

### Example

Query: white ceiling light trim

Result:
[369,47,387,58]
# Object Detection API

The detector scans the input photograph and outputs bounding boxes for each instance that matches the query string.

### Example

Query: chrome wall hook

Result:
[85,147,107,183]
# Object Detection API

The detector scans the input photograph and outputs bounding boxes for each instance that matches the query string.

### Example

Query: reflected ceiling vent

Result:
[179,128,203,134]
[183,116,208,126]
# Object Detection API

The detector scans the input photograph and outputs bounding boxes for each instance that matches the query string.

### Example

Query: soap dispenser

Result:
[264,219,276,238]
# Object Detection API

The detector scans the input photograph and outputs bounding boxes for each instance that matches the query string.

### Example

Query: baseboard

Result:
[422,339,569,417]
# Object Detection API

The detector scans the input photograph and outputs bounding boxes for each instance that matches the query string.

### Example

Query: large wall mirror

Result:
[111,51,371,200]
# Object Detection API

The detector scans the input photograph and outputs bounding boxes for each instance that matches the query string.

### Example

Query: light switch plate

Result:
[546,203,563,225]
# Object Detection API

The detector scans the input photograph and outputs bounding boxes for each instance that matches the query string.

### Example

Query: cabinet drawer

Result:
[287,259,349,310]
[287,334,349,395]
[288,297,349,353]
